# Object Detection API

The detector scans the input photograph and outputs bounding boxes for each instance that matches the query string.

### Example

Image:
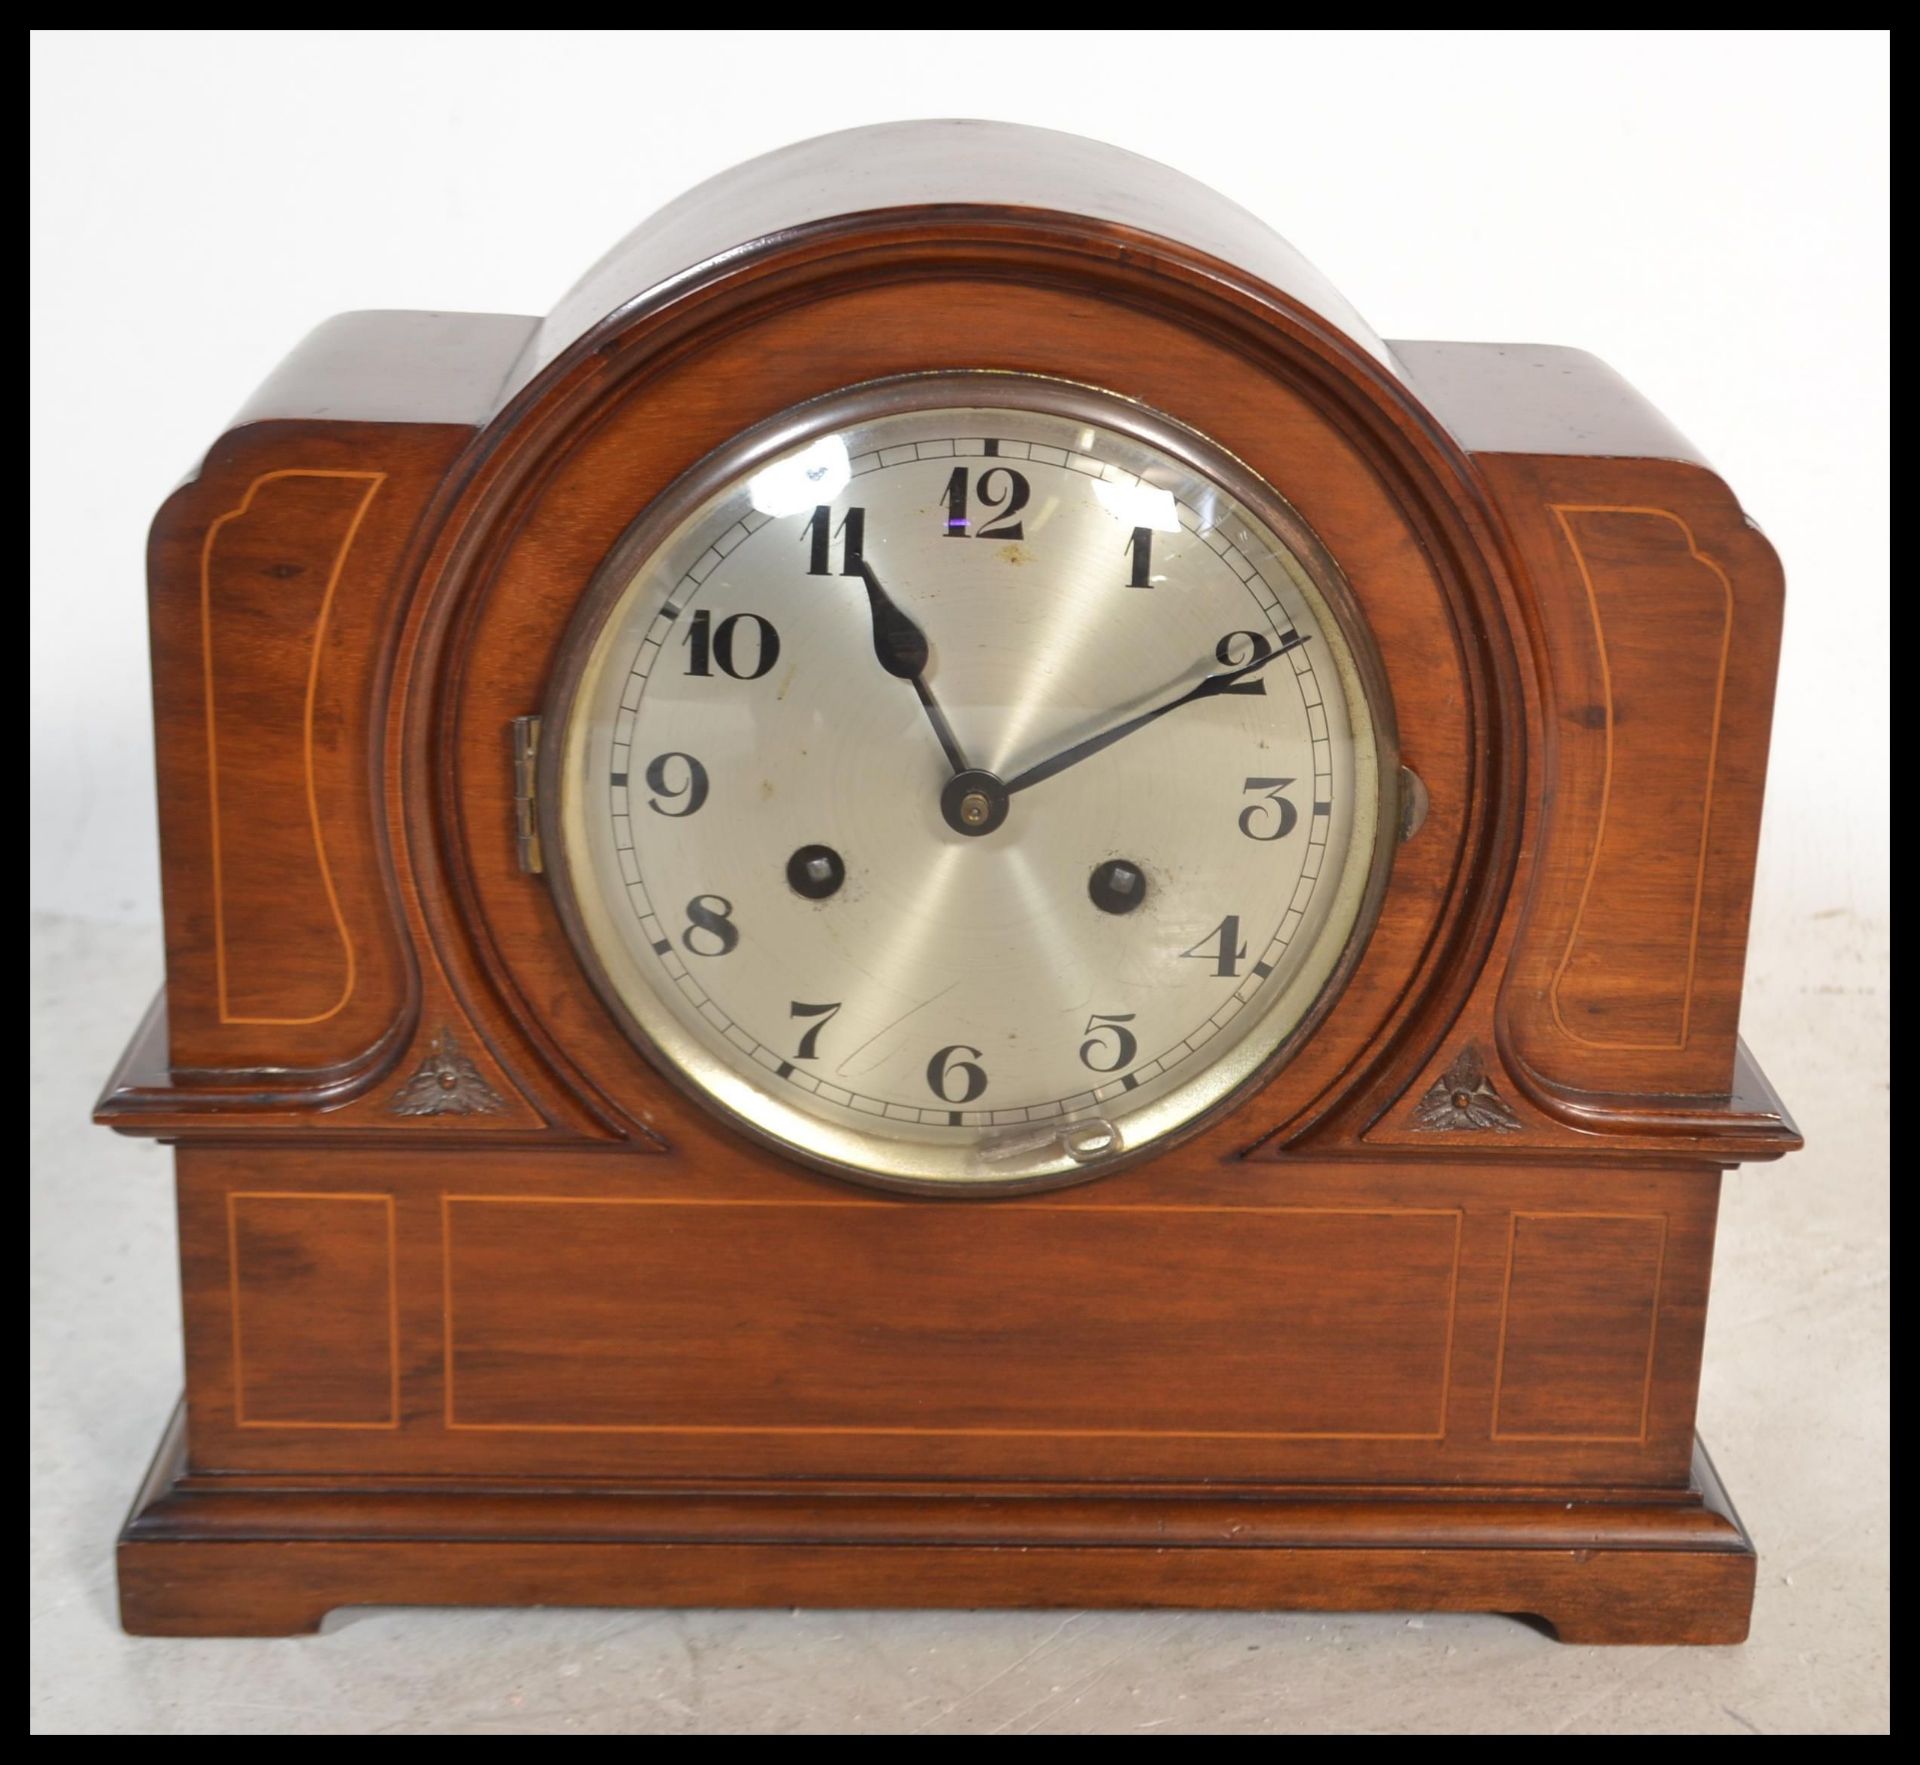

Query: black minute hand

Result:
[1004,632,1311,796]
[855,560,970,776]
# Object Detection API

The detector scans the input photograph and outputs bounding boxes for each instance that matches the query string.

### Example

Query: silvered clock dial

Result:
[546,375,1393,1189]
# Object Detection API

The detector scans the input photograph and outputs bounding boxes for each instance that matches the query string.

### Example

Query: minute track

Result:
[616,440,1332,1116]
[561,381,1379,1188]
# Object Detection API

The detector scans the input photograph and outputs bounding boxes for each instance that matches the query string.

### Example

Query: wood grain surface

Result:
[101,122,1797,1641]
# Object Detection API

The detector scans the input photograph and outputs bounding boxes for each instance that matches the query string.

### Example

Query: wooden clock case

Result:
[100,121,1799,1642]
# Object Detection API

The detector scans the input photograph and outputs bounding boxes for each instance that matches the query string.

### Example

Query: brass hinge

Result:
[512,714,544,874]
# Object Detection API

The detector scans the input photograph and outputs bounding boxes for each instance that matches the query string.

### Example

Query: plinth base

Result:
[117,1404,1755,1643]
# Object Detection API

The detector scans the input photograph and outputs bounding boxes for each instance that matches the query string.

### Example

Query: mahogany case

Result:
[98,122,1799,1643]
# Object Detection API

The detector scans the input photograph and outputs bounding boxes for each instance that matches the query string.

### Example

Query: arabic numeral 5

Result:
[1078,1013,1138,1073]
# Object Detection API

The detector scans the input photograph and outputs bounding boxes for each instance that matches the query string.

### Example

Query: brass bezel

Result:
[538,372,1400,1194]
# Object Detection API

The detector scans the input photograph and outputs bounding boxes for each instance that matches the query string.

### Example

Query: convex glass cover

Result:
[548,377,1391,1189]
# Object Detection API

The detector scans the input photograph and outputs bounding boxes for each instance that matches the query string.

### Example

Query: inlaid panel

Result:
[1489,451,1786,1114]
[201,471,383,1025]
[1493,1211,1667,1441]
[1547,506,1732,1051]
[444,1197,1462,1440]
[228,1191,397,1428]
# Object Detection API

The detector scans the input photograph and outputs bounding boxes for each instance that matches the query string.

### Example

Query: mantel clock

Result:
[100,122,1800,1643]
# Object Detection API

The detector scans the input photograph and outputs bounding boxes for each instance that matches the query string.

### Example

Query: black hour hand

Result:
[856,561,930,679]
[855,561,969,776]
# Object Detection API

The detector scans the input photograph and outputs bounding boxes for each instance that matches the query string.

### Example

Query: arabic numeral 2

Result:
[1213,631,1273,695]
[1180,914,1248,978]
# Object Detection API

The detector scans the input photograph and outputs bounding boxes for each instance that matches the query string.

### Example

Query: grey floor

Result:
[30,909,1888,1735]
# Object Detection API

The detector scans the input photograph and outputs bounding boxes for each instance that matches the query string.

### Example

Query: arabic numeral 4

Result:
[1180,914,1248,978]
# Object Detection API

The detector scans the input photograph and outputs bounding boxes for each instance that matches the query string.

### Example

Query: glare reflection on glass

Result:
[1092,479,1182,533]
[749,437,851,517]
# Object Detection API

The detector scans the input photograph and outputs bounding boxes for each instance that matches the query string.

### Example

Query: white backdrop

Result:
[25,34,1892,1734]
[30,29,1888,943]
